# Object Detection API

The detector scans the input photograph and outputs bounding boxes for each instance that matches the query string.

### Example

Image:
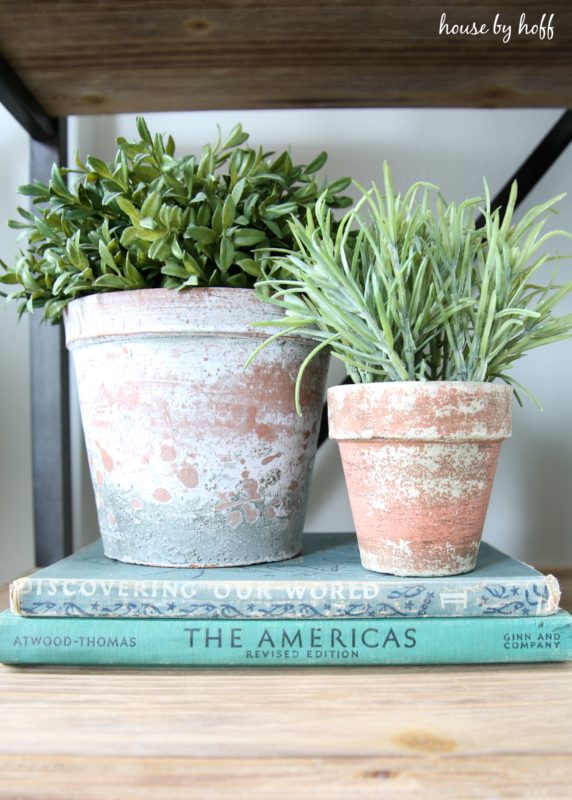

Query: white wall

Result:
[1,108,571,580]
[0,104,33,583]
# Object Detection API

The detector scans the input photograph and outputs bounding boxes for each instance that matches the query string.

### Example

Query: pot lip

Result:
[65,286,260,314]
[63,286,312,348]
[328,380,512,395]
[327,380,513,442]
[70,286,256,300]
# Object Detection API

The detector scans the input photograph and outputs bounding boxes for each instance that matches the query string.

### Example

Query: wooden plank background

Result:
[0,1,571,115]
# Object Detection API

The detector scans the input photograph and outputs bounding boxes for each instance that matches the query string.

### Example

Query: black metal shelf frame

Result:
[1,55,72,566]
[1,52,571,565]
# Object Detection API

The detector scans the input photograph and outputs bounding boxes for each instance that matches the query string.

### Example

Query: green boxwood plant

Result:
[250,163,572,409]
[1,118,351,320]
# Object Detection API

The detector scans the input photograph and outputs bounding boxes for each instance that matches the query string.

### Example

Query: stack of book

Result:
[0,534,571,666]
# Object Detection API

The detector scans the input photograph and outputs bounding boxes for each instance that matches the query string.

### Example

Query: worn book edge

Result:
[9,574,562,618]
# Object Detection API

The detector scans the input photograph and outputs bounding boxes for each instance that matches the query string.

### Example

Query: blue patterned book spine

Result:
[10,537,561,620]
[11,575,560,620]
[0,610,570,666]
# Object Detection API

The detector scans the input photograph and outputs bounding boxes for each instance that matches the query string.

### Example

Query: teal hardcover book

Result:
[0,610,570,666]
[10,535,560,620]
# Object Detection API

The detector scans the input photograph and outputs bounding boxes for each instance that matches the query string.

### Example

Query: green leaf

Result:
[233,228,268,247]
[98,240,119,273]
[218,238,234,272]
[327,176,352,194]
[197,148,214,179]
[148,236,172,261]
[66,233,89,270]
[179,274,199,288]
[50,164,70,198]
[86,156,113,180]
[243,194,259,219]
[236,258,261,277]
[264,219,283,238]
[171,237,184,259]
[136,117,153,145]
[120,227,143,248]
[211,205,223,236]
[44,299,70,320]
[116,197,141,225]
[222,195,236,229]
[231,178,246,206]
[93,274,131,290]
[222,124,249,150]
[264,202,298,219]
[197,204,211,227]
[141,191,161,219]
[133,225,162,242]
[0,272,20,285]
[183,253,205,278]
[304,151,328,175]
[124,255,147,287]
[186,225,217,244]
[161,262,189,279]
[17,182,50,199]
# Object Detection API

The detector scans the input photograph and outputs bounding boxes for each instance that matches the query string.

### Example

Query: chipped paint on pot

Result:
[328,382,512,577]
[65,288,328,567]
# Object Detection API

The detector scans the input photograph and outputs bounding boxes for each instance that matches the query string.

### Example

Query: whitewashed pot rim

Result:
[327,380,513,442]
[64,287,308,348]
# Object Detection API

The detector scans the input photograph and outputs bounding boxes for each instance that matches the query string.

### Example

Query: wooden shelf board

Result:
[0,661,571,798]
[2,753,572,800]
[1,2,571,115]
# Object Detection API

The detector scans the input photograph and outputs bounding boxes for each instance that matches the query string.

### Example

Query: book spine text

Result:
[10,574,561,619]
[0,611,570,666]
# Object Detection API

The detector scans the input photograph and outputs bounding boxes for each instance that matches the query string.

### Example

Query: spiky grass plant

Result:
[250,163,572,410]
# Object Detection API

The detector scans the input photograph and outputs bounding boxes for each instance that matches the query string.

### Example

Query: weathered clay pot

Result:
[328,382,512,577]
[65,288,328,567]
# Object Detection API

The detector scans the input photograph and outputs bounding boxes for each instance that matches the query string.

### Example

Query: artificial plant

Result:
[251,163,572,408]
[1,118,351,320]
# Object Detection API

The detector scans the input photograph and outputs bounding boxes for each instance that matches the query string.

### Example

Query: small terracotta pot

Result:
[65,288,328,567]
[328,382,512,576]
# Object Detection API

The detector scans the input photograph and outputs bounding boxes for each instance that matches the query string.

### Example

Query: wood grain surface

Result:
[1,1,571,115]
[1,754,572,800]
[0,568,570,798]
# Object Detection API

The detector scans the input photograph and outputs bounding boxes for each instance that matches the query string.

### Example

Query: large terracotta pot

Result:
[328,382,512,576]
[65,288,328,567]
